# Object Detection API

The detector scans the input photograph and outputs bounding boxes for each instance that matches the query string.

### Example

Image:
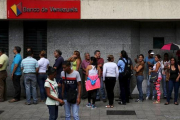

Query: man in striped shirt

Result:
[21,51,39,105]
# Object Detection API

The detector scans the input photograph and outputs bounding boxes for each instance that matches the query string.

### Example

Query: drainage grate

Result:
[0,111,4,114]
[107,110,136,115]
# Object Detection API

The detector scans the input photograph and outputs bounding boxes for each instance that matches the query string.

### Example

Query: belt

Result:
[0,70,6,72]
[24,73,36,74]
[38,73,46,74]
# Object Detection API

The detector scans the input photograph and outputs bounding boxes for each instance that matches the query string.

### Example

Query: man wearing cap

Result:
[144,50,156,100]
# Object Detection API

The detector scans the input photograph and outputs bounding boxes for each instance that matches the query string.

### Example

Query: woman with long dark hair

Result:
[134,54,145,102]
[165,57,180,105]
[117,50,129,105]
[149,54,162,104]
[85,57,101,109]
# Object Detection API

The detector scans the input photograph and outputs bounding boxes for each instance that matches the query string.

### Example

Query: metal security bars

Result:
[0,21,9,55]
[24,21,47,60]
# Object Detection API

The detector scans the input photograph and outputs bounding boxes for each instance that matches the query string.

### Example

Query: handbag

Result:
[65,72,77,104]
[150,72,158,83]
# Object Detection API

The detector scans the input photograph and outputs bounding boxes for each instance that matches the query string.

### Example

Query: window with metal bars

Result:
[0,21,9,55]
[24,21,47,60]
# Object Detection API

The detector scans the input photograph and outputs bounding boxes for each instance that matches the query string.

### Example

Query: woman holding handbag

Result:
[165,57,180,105]
[45,66,64,120]
[149,54,162,104]
[85,57,101,109]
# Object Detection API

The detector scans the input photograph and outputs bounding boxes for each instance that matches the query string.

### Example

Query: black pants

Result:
[13,75,21,100]
[119,73,129,104]
[105,77,116,105]
[88,89,97,104]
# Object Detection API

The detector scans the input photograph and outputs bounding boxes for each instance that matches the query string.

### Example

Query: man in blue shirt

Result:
[144,50,156,100]
[9,46,22,103]
[21,51,39,105]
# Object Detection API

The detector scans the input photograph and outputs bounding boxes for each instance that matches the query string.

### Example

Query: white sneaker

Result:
[152,96,155,101]
[146,96,149,100]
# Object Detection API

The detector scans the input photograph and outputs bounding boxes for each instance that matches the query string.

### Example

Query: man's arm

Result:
[77,81,81,105]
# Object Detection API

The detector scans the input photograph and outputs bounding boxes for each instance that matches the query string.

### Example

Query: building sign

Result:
[7,0,80,19]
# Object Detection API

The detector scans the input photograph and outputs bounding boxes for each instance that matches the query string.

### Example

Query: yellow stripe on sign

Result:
[11,4,17,16]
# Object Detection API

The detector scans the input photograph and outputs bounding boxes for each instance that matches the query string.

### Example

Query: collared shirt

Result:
[117,58,127,73]
[45,78,59,105]
[0,54,9,71]
[53,56,64,78]
[21,56,39,73]
[38,57,49,73]
[11,53,22,75]
[81,59,90,74]
[97,57,104,76]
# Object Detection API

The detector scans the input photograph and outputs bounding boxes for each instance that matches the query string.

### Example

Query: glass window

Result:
[153,37,164,49]
[24,21,47,60]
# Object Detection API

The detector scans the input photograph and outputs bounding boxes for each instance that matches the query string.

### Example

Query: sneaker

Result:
[96,99,100,102]
[91,104,97,109]
[146,96,149,100]
[164,96,167,99]
[152,96,155,101]
[86,103,91,108]
[135,99,143,102]
[25,102,31,105]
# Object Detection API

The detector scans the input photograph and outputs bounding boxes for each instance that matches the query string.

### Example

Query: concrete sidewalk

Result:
[0,98,180,120]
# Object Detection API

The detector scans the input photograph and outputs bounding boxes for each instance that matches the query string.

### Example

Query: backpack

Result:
[121,58,131,78]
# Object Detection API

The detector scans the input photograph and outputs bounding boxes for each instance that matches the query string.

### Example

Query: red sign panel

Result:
[7,0,81,19]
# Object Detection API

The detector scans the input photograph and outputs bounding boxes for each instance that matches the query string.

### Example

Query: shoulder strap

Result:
[48,82,57,95]
[65,72,68,89]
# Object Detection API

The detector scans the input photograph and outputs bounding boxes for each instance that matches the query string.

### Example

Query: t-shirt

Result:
[160,60,170,75]
[38,58,49,73]
[144,57,156,73]
[11,54,22,75]
[135,61,145,76]
[53,56,64,78]
[21,57,39,73]
[61,70,81,99]
[103,62,119,81]
[81,60,90,74]
[0,54,9,71]
[97,58,104,76]
[45,78,59,105]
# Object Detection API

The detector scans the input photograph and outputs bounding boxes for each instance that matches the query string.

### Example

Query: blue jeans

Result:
[96,77,106,99]
[56,77,62,99]
[47,105,58,120]
[37,74,47,100]
[167,80,180,103]
[136,76,144,101]
[162,75,167,97]
[146,75,156,97]
[64,100,79,120]
[24,74,37,103]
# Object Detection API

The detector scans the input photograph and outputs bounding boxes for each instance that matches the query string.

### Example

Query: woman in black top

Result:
[165,57,180,105]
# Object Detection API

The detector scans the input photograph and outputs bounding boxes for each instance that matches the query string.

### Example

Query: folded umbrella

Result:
[161,43,180,50]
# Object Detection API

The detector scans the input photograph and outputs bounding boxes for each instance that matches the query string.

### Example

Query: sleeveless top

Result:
[169,66,178,81]
[71,60,77,71]
[89,65,98,76]
[153,61,162,77]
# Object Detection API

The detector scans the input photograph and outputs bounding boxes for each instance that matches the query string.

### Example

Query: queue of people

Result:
[1,46,180,120]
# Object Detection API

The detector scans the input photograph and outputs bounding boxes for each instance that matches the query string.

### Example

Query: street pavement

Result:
[0,98,180,120]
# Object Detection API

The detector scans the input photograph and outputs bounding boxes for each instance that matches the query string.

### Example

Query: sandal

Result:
[105,105,114,108]
[9,99,18,103]
[174,102,179,105]
[153,101,160,104]
[164,102,169,105]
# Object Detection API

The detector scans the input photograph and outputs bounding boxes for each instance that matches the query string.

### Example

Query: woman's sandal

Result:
[105,105,114,108]
[174,102,179,105]
[164,102,169,105]
[153,101,160,104]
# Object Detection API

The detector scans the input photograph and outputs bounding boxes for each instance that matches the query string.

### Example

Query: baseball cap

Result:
[148,50,154,55]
